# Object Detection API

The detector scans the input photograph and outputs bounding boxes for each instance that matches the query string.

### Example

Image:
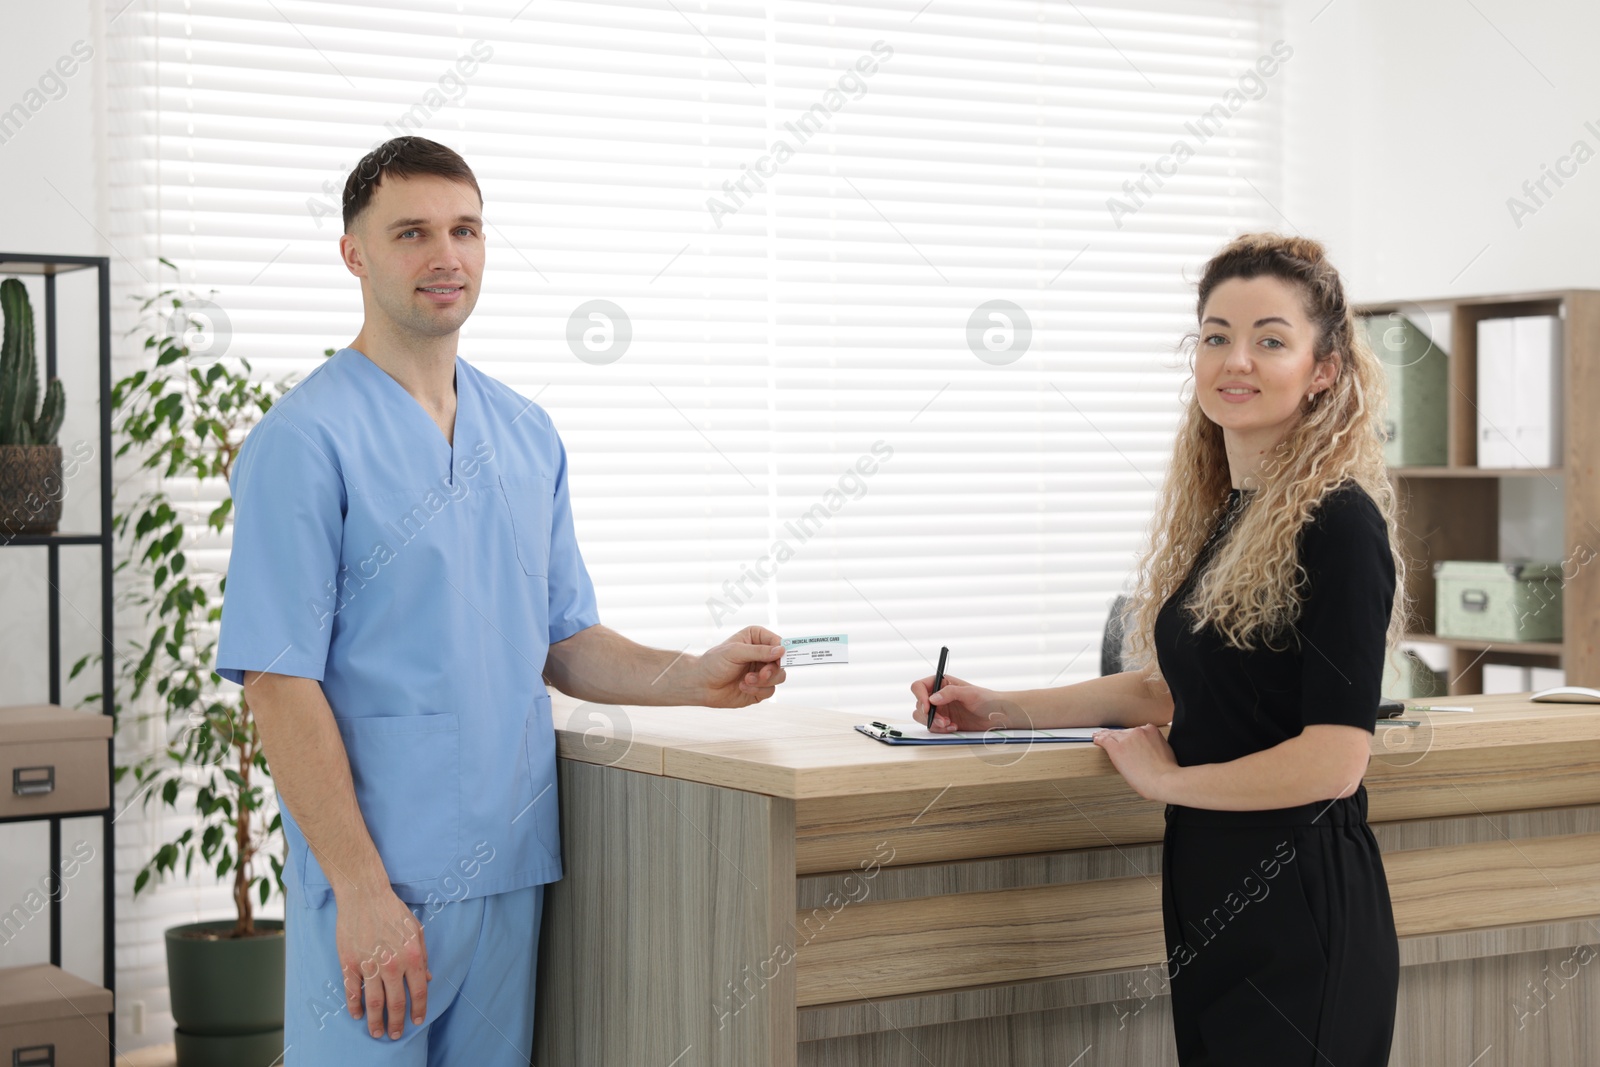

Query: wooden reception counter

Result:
[534,693,1600,1066]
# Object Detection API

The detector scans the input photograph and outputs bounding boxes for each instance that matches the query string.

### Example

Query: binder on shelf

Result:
[1476,314,1562,468]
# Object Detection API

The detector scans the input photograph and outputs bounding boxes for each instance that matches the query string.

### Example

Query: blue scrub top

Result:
[215,347,600,908]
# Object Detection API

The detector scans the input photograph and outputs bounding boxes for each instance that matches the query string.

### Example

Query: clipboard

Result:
[855,723,1105,746]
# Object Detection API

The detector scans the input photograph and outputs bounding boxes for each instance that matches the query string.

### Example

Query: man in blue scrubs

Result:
[213,137,789,1065]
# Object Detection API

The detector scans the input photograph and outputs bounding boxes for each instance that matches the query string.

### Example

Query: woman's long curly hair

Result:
[1122,233,1408,682]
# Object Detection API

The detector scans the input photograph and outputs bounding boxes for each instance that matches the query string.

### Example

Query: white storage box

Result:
[1482,664,1532,694]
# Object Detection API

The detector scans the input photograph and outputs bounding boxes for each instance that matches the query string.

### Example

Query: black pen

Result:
[930,646,949,730]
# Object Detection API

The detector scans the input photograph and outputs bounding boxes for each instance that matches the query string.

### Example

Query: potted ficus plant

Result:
[73,259,307,1066]
[0,277,68,535]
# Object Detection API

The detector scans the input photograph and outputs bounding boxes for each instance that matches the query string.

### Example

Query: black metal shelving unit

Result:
[0,253,116,1049]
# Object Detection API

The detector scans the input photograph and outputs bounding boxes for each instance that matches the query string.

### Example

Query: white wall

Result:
[0,0,104,724]
[1284,0,1600,299]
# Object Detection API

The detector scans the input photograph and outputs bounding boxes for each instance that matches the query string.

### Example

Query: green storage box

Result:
[1364,313,1447,467]
[1433,560,1564,642]
[1383,648,1444,699]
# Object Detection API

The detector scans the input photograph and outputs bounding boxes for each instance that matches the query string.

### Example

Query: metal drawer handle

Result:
[15,1044,56,1067]
[12,766,55,796]
[1460,590,1489,613]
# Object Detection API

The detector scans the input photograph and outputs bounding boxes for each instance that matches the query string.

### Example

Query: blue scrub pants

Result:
[283,876,544,1065]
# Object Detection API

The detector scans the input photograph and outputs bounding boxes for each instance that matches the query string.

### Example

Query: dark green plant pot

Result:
[173,1027,286,1067]
[166,920,285,1067]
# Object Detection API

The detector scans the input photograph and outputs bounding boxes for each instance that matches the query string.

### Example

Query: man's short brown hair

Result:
[342,136,482,233]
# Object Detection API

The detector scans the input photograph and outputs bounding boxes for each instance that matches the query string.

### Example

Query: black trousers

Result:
[1161,784,1399,1066]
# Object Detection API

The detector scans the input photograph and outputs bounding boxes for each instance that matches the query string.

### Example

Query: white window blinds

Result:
[107,0,1283,717]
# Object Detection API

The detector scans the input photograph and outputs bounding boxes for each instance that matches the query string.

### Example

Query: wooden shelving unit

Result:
[1360,289,1600,696]
[1400,632,1566,658]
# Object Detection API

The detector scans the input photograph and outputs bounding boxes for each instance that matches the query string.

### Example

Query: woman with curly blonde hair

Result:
[912,232,1403,1065]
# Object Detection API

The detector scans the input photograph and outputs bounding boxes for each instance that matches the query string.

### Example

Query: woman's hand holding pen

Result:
[1093,723,1181,802]
[911,674,1014,733]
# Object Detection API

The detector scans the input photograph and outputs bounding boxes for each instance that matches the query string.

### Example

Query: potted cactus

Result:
[0,277,68,535]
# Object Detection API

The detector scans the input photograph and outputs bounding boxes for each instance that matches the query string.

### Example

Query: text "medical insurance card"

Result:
[782,634,848,666]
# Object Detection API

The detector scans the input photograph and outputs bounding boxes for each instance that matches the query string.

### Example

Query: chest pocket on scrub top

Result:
[497,474,554,577]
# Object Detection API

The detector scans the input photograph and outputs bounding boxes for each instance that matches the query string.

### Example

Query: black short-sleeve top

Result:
[1154,482,1396,768]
